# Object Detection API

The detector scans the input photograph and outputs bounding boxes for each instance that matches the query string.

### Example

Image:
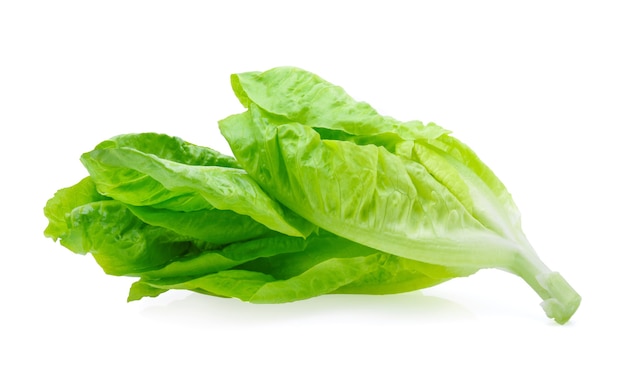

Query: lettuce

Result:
[80,133,314,238]
[44,67,580,324]
[219,67,580,324]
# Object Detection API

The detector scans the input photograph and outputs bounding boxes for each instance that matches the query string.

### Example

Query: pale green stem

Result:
[511,249,581,324]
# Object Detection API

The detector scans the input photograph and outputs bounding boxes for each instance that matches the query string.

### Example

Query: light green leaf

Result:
[220,105,511,268]
[80,132,315,238]
[220,67,581,324]
[231,66,448,142]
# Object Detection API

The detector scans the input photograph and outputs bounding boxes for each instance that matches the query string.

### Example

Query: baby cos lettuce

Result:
[44,67,580,324]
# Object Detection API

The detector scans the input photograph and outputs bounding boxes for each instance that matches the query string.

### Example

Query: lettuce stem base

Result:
[513,251,581,324]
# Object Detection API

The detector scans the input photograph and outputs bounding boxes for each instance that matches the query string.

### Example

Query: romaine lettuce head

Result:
[43,68,580,324]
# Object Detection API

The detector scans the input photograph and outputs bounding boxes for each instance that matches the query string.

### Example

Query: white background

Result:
[2,1,624,376]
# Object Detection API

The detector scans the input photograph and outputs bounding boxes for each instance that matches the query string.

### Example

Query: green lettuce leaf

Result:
[80,132,315,238]
[231,66,448,142]
[219,67,581,324]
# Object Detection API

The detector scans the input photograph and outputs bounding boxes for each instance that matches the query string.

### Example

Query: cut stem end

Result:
[537,272,581,325]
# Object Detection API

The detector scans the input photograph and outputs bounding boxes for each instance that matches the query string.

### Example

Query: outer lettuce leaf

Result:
[230,67,521,226]
[80,133,314,238]
[138,234,310,280]
[91,132,241,168]
[220,106,511,268]
[220,67,581,324]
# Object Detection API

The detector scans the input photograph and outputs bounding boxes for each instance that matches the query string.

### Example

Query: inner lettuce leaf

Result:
[219,66,581,324]
[126,205,275,244]
[130,230,472,303]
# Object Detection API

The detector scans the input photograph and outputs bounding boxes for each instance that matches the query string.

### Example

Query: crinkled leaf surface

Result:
[45,139,467,304]
[131,230,470,303]
[220,67,580,324]
[80,133,314,238]
[220,105,516,268]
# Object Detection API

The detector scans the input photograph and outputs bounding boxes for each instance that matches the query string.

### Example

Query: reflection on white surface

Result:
[136,290,475,327]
